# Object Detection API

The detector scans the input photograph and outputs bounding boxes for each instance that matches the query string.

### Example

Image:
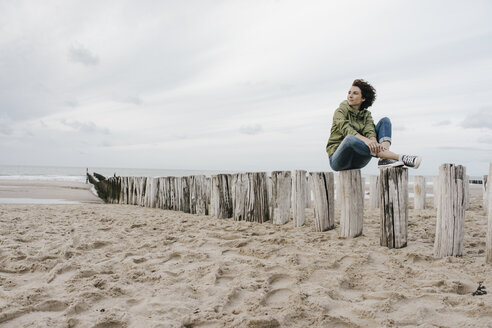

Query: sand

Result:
[0,182,491,327]
[0,180,103,204]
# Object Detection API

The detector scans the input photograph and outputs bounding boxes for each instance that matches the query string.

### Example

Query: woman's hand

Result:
[355,134,384,154]
[364,138,381,153]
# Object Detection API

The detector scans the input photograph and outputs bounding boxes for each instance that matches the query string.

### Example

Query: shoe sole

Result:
[378,161,404,169]
[410,157,422,169]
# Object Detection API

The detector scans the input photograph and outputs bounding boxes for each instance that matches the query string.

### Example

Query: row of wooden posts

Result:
[89,163,492,262]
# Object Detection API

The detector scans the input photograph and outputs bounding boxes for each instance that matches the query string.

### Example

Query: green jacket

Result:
[326,100,377,156]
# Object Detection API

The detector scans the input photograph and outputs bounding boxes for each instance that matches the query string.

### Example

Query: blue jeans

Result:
[329,117,392,171]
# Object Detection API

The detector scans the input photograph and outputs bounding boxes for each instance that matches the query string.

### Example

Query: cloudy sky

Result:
[1,0,491,177]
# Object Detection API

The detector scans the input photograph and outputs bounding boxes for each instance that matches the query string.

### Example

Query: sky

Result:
[1,0,492,177]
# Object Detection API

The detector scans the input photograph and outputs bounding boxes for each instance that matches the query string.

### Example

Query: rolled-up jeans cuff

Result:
[379,137,392,144]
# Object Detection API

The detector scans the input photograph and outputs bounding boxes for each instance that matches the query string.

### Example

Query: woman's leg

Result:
[375,117,392,150]
[329,135,372,171]
[374,117,399,160]
[374,117,423,168]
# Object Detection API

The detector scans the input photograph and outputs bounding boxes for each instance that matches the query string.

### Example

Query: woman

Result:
[326,79,421,171]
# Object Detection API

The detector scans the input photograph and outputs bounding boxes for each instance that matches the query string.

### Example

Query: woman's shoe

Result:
[378,158,404,168]
[401,155,422,169]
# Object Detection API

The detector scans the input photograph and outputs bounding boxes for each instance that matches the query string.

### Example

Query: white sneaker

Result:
[401,155,422,169]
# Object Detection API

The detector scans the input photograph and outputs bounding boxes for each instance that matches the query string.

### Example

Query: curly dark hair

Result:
[352,79,376,110]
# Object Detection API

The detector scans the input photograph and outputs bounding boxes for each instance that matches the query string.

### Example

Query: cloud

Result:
[477,135,492,144]
[461,108,492,130]
[68,44,99,66]
[60,119,109,134]
[240,124,263,135]
[64,100,79,107]
[0,123,13,135]
[116,96,143,105]
[433,120,451,126]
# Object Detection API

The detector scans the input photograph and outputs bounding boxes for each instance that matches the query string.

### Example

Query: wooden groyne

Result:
[88,162,492,261]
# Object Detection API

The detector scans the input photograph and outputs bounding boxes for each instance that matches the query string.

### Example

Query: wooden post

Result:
[163,177,173,210]
[231,173,247,221]
[181,177,190,213]
[271,171,292,225]
[486,163,492,263]
[361,177,366,200]
[413,176,426,209]
[305,176,312,209]
[483,175,488,213]
[146,177,159,208]
[434,163,466,257]
[336,173,342,210]
[309,172,335,232]
[433,176,439,209]
[369,175,379,209]
[210,174,232,219]
[339,169,363,238]
[119,177,126,204]
[190,175,208,215]
[157,177,165,209]
[292,170,306,227]
[141,177,148,206]
[380,167,408,249]
[231,173,269,223]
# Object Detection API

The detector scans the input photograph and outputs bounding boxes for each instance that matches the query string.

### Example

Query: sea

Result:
[0,165,230,183]
[0,165,483,183]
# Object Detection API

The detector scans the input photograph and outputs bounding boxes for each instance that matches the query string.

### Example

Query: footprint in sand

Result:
[163,252,181,264]
[268,274,296,289]
[223,288,248,312]
[215,275,233,286]
[264,288,293,306]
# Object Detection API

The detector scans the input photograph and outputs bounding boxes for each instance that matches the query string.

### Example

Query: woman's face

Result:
[347,86,365,109]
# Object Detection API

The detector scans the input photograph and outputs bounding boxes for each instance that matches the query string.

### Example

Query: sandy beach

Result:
[0,181,491,327]
[0,180,103,205]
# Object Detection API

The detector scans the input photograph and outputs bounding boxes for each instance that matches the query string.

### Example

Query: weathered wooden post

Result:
[231,173,247,221]
[119,177,126,204]
[464,175,470,210]
[181,177,190,213]
[164,177,172,210]
[267,175,273,217]
[413,176,426,209]
[339,169,363,238]
[210,174,232,219]
[309,172,335,232]
[336,173,342,210]
[231,173,269,223]
[432,176,439,209]
[486,164,492,263]
[140,177,148,206]
[305,176,312,209]
[146,177,159,208]
[292,170,307,227]
[380,167,408,249]
[484,175,489,213]
[271,171,292,225]
[127,177,134,205]
[206,177,212,213]
[369,175,379,209]
[434,163,466,257]
[157,177,166,209]
[189,175,208,215]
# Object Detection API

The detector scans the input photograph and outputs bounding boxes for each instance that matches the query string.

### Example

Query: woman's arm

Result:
[355,134,383,154]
